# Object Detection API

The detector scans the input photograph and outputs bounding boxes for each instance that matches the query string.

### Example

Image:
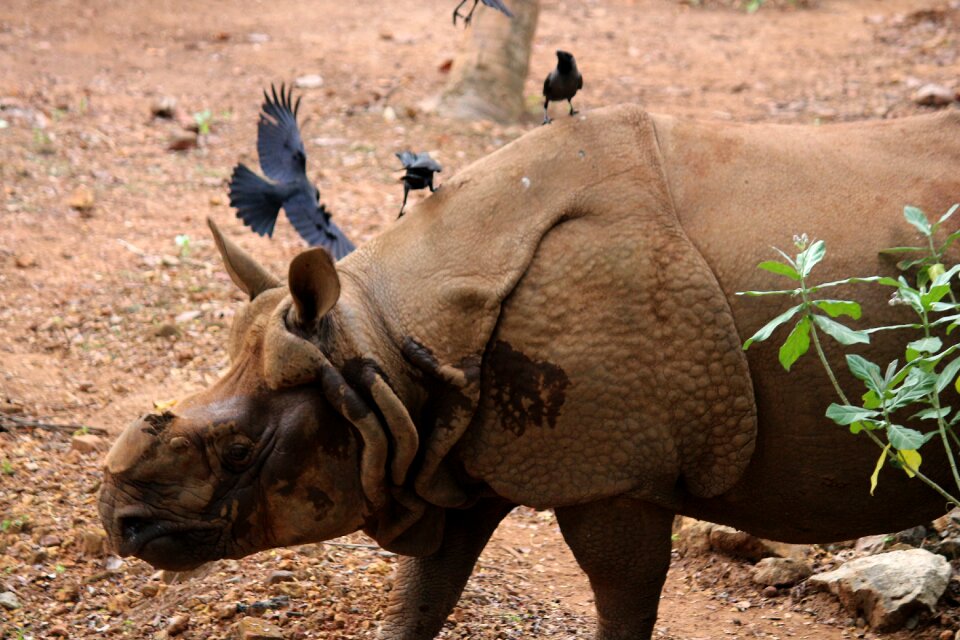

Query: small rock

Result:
[216,603,238,619]
[295,74,324,89]
[247,32,270,44]
[238,616,284,639]
[0,591,20,610]
[808,549,951,631]
[939,629,954,640]
[168,133,198,151]
[14,254,37,268]
[39,534,62,547]
[674,519,714,555]
[48,626,69,637]
[752,557,813,587]
[71,433,106,453]
[153,324,180,339]
[762,585,779,598]
[105,555,125,573]
[140,583,160,598]
[894,525,927,547]
[81,530,106,557]
[151,96,178,119]
[161,255,181,267]
[68,185,95,212]
[855,534,888,556]
[174,310,202,324]
[709,526,772,561]
[268,570,296,585]
[383,106,397,122]
[166,614,189,636]
[913,83,956,107]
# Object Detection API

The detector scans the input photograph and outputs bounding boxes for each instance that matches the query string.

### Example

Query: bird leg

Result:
[568,100,578,117]
[452,0,479,25]
[542,99,552,125]
[398,185,410,218]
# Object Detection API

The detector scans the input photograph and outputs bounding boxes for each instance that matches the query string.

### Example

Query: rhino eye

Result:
[222,440,254,469]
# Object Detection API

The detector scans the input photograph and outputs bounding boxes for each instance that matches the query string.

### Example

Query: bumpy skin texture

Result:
[99,106,960,640]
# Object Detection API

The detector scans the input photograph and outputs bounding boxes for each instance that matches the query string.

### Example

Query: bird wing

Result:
[396,150,418,169]
[228,163,284,238]
[283,192,356,259]
[543,73,552,96]
[411,153,442,173]
[578,73,583,90]
[257,83,308,184]
[481,0,513,17]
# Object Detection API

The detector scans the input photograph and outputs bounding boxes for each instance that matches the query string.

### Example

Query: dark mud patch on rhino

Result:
[487,341,569,437]
[142,411,174,436]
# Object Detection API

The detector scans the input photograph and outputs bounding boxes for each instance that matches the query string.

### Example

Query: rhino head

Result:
[98,220,424,571]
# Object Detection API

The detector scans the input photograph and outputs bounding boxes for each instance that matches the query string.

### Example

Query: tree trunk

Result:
[434,0,540,123]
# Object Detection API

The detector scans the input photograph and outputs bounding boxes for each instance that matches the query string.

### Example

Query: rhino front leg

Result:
[555,497,674,640]
[378,498,516,640]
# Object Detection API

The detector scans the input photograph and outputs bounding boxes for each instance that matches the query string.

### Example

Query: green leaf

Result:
[938,229,960,255]
[847,354,884,394]
[922,284,951,309]
[813,299,862,320]
[743,304,803,350]
[826,403,880,425]
[797,240,826,278]
[807,275,901,292]
[778,316,811,371]
[897,257,933,271]
[932,263,960,288]
[907,337,942,354]
[772,246,799,269]
[937,357,960,394]
[870,444,890,496]
[887,424,926,451]
[757,260,801,281]
[862,389,882,409]
[904,205,932,237]
[888,368,939,410]
[898,449,922,478]
[812,314,869,346]
[912,406,951,420]
[938,203,959,225]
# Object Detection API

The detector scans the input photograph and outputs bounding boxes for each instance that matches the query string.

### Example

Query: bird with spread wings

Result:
[228,84,355,260]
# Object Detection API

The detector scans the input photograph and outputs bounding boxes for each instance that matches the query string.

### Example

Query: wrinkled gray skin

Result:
[99,105,960,639]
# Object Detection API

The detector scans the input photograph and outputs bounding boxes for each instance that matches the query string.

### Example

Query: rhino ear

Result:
[207,218,281,299]
[288,248,341,329]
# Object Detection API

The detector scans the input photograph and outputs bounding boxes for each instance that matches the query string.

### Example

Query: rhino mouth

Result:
[117,512,222,570]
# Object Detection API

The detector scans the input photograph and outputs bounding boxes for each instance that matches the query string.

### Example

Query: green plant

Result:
[739,204,960,505]
[193,109,213,135]
[175,234,191,257]
[1,459,13,475]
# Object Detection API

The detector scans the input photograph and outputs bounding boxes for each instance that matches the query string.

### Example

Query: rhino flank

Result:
[99,105,960,639]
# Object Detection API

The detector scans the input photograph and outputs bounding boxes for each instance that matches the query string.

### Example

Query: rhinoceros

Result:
[99,105,960,639]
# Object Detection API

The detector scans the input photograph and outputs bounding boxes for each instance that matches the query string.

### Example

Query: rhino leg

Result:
[555,498,673,640]
[379,498,516,640]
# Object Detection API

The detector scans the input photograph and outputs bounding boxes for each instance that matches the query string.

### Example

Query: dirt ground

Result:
[1,0,960,638]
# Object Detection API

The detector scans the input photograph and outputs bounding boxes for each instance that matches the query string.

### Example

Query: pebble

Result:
[238,616,284,639]
[295,74,324,89]
[71,433,107,453]
[174,310,202,324]
[913,83,956,107]
[762,585,778,598]
[166,614,189,636]
[0,591,20,610]
[168,133,198,151]
[68,185,95,212]
[151,96,178,119]
[268,570,296,585]
[48,626,69,637]
[14,254,37,268]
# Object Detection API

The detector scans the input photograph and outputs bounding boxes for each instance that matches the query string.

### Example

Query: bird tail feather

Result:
[228,164,283,237]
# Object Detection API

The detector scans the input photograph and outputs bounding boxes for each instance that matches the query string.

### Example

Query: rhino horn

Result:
[207,218,281,299]
[288,248,341,329]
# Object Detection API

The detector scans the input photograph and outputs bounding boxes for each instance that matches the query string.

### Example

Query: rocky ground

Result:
[2,0,960,638]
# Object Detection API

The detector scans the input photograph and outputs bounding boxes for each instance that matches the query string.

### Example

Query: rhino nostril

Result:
[120,516,150,540]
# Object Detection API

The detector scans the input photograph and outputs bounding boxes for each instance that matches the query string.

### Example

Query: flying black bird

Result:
[228,84,355,260]
[452,0,512,26]
[396,151,442,218]
[542,50,583,125]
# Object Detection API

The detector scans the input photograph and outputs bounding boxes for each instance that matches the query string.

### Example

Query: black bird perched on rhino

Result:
[228,83,355,260]
[396,150,442,217]
[452,0,512,26]
[542,50,583,125]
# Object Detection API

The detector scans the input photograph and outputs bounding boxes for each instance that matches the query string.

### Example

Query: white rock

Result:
[295,74,324,89]
[808,548,951,631]
[0,591,20,609]
[913,83,956,107]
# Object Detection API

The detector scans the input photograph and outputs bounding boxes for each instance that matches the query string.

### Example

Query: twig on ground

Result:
[0,414,108,435]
